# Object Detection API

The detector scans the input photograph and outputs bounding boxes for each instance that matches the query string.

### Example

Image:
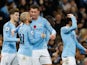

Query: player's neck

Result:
[25,21,30,25]
[32,16,39,20]
[32,18,38,20]
[10,19,15,25]
[66,24,70,27]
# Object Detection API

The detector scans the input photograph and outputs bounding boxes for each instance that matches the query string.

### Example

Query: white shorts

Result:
[11,56,18,65]
[32,49,52,65]
[17,54,32,65]
[1,53,16,65]
[62,56,76,65]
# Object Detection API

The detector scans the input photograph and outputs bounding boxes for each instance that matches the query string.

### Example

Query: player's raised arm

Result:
[61,14,77,34]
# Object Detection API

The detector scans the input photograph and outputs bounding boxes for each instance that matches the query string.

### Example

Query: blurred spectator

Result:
[78,28,87,54]
[0,1,16,35]
[70,0,77,7]
[59,0,71,13]
[75,0,87,10]
[17,0,29,13]
[77,7,87,29]
[76,49,85,65]
[45,15,55,28]
[0,11,4,34]
[79,28,87,43]
[48,40,56,57]
[54,13,65,35]
[70,6,78,16]
[70,0,78,16]
[83,58,87,65]
[0,1,16,22]
[52,42,63,65]
[42,0,58,16]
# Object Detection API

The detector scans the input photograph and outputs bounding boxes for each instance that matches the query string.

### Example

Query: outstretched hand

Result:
[67,14,74,18]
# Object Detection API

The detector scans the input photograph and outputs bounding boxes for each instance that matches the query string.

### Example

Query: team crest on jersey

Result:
[5,27,10,31]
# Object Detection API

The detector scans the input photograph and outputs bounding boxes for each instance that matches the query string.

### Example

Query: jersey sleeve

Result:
[12,23,23,33]
[44,19,56,35]
[61,16,77,34]
[75,36,86,53]
[3,25,19,42]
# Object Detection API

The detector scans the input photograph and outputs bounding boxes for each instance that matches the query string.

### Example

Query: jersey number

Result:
[19,34,24,44]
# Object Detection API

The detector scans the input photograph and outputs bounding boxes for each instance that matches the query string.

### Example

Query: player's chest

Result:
[70,31,75,38]
[31,22,45,30]
[19,26,27,34]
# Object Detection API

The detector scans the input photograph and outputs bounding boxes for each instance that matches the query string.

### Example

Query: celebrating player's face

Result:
[13,12,19,22]
[20,12,31,23]
[29,8,40,20]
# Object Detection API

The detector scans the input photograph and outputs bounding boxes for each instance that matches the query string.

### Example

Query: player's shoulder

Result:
[3,22,11,32]
[61,26,66,29]
[26,25,31,30]
[61,26,67,31]
[39,16,48,22]
[18,24,25,33]
[4,21,10,27]
[40,16,45,19]
[22,24,31,30]
[40,16,49,26]
[19,24,26,30]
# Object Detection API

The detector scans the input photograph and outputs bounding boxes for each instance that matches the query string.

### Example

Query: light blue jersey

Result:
[30,16,56,49]
[1,21,19,53]
[61,16,86,57]
[18,24,39,56]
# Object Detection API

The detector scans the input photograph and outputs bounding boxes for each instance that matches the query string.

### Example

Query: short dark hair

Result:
[9,8,19,15]
[65,18,72,24]
[30,4,40,10]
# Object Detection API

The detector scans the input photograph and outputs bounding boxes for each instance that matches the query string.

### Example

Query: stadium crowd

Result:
[0,0,87,65]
